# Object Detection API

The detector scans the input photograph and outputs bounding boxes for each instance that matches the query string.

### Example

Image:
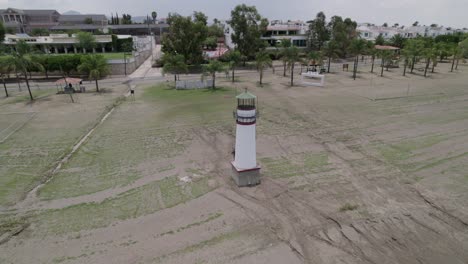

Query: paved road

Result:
[129,43,162,79]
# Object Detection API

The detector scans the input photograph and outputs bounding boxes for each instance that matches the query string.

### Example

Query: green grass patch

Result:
[0,214,28,237]
[33,175,217,235]
[158,212,223,237]
[38,125,185,200]
[0,89,124,206]
[339,203,359,212]
[142,83,235,125]
[260,152,330,179]
[375,134,448,170]
[260,157,300,179]
[154,231,242,263]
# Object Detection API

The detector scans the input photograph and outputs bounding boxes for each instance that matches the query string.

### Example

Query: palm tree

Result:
[349,38,367,80]
[225,50,241,82]
[378,50,393,77]
[423,48,434,77]
[366,41,377,73]
[400,49,411,76]
[389,34,405,49]
[430,48,438,73]
[306,50,323,70]
[162,54,187,83]
[0,65,9,97]
[77,55,110,92]
[285,46,302,86]
[280,39,292,77]
[255,50,272,85]
[322,40,339,73]
[450,44,460,72]
[203,60,225,89]
[1,40,44,101]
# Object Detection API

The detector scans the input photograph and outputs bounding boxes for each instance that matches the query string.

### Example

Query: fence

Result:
[108,49,152,75]
[175,79,213,90]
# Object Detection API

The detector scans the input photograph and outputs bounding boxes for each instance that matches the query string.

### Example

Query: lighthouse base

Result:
[231,162,261,187]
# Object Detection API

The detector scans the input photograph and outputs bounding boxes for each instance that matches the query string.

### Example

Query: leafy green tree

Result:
[203,60,225,89]
[122,14,132,24]
[228,4,268,59]
[77,55,110,92]
[0,22,5,43]
[413,21,419,26]
[31,55,52,78]
[328,16,357,57]
[375,34,385,45]
[52,54,82,76]
[322,40,340,73]
[203,36,218,50]
[162,12,208,64]
[76,32,97,53]
[1,40,44,100]
[162,53,188,82]
[279,39,292,76]
[349,38,367,80]
[207,23,224,38]
[224,50,242,82]
[389,34,405,48]
[307,11,330,50]
[460,38,468,58]
[382,23,388,27]
[284,46,302,86]
[255,50,272,85]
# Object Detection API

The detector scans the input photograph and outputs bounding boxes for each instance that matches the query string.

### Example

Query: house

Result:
[262,20,308,48]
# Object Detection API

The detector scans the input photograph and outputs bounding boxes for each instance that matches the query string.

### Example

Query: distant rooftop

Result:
[59,14,107,22]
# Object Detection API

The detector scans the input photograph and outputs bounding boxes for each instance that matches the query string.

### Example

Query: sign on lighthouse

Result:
[231,89,260,187]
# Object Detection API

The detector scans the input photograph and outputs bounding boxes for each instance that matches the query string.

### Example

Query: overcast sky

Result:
[2,0,467,28]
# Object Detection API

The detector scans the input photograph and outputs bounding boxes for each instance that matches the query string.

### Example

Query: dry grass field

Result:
[1,62,468,263]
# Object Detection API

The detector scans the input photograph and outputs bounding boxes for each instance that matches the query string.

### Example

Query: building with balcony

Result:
[262,20,308,48]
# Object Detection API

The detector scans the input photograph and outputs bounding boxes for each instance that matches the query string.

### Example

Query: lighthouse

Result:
[231,89,260,187]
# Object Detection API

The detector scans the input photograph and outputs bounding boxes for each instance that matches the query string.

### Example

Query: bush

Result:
[339,203,359,212]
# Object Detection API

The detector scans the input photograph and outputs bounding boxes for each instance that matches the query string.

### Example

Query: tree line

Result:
[159,6,468,89]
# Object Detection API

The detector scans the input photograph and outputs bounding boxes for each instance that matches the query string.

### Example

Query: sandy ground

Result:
[1,61,468,264]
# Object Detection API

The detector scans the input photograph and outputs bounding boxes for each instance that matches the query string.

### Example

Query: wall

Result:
[108,49,151,75]
[175,79,213,90]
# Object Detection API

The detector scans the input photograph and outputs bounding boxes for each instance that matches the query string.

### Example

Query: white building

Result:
[358,23,465,41]
[262,20,308,48]
[3,33,112,53]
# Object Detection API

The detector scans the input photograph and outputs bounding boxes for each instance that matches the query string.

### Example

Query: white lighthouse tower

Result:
[231,89,260,187]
